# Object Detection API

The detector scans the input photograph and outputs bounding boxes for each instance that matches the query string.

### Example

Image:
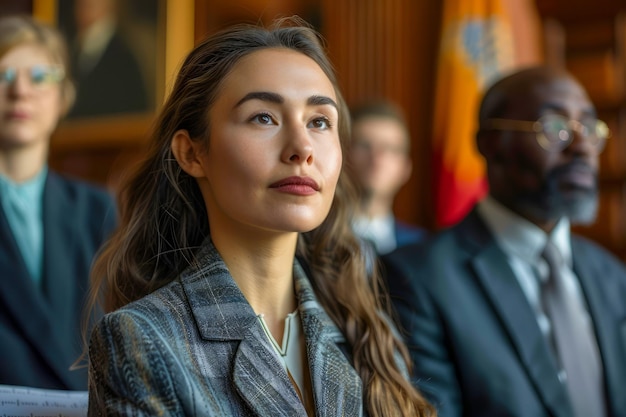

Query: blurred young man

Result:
[348,100,425,255]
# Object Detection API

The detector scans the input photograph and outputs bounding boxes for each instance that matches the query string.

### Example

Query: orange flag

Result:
[432,0,514,228]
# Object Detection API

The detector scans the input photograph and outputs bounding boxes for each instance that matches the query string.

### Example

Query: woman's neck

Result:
[212,229,299,344]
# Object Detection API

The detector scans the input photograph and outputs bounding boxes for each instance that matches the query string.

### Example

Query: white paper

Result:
[0,384,87,417]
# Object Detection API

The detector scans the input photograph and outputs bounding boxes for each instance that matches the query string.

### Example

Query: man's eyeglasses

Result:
[0,65,65,89]
[483,114,610,153]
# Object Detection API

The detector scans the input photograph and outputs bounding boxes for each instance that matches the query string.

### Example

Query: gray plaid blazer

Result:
[88,240,363,416]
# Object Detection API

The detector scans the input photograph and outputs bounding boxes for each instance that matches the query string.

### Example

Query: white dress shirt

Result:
[352,214,397,255]
[477,197,596,347]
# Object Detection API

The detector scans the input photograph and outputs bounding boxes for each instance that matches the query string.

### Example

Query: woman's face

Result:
[0,43,63,151]
[197,48,342,237]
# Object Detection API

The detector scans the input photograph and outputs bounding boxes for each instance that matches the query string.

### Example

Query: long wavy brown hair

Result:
[87,17,434,417]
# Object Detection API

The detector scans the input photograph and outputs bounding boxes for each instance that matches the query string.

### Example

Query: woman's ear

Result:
[171,129,206,178]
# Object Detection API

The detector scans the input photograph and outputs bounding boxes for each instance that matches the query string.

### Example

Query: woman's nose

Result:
[282,124,314,164]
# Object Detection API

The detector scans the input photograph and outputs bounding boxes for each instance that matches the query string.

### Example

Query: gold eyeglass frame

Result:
[483,115,610,152]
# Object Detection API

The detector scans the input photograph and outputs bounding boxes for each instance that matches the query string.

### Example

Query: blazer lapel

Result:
[0,203,31,278]
[571,239,626,417]
[42,174,80,319]
[0,205,51,324]
[295,262,363,417]
[233,329,307,416]
[461,212,573,417]
[0,186,82,389]
[40,174,88,388]
[181,241,306,416]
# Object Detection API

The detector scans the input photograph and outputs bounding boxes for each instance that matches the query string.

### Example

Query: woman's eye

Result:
[252,113,274,125]
[309,117,332,129]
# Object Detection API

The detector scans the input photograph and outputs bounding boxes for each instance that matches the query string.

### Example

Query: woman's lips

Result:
[270,176,320,195]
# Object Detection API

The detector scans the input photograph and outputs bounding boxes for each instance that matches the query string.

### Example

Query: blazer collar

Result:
[0,173,87,389]
[295,261,363,417]
[181,240,363,416]
[460,209,574,417]
[179,239,258,340]
[181,240,304,414]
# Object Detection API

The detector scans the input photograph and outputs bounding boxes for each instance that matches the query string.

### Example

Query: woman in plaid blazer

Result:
[86,17,434,417]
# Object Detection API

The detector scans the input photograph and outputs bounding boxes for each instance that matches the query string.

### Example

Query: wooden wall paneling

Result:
[600,108,626,179]
[537,0,626,259]
[194,0,316,38]
[0,1,32,16]
[320,0,442,229]
[567,50,622,102]
[574,184,626,256]
[49,114,154,189]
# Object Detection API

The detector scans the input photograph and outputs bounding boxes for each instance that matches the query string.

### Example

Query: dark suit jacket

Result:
[88,239,364,416]
[382,209,626,417]
[0,172,116,390]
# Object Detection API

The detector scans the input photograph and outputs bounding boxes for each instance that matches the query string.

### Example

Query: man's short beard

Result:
[516,161,599,225]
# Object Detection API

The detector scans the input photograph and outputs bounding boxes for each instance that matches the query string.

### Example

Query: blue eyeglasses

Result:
[0,65,65,88]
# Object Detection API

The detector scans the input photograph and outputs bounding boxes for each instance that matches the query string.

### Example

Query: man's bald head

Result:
[476,66,601,230]
[478,66,580,129]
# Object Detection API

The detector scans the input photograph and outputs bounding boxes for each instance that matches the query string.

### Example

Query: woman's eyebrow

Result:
[308,95,338,110]
[235,91,283,107]
[235,92,338,111]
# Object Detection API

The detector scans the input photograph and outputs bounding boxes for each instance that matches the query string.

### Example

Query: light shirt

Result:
[477,196,596,347]
[352,214,396,254]
[258,310,306,399]
[0,167,47,285]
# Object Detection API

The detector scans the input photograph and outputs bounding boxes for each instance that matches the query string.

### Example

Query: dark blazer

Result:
[0,172,116,390]
[88,240,364,416]
[382,209,626,417]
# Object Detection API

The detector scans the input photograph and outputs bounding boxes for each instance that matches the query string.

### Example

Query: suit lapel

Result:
[183,242,363,416]
[232,328,306,416]
[40,174,88,388]
[571,239,626,416]
[0,202,31,278]
[182,241,306,416]
[0,176,84,389]
[0,204,51,320]
[461,212,573,417]
[42,174,79,317]
[295,262,363,417]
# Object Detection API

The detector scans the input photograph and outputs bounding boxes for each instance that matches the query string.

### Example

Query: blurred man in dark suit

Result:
[383,66,626,417]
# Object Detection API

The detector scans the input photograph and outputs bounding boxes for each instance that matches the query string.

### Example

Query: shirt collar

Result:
[0,166,48,202]
[352,213,395,233]
[477,196,572,265]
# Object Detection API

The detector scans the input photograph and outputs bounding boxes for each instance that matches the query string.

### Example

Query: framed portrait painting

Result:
[31,0,194,188]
